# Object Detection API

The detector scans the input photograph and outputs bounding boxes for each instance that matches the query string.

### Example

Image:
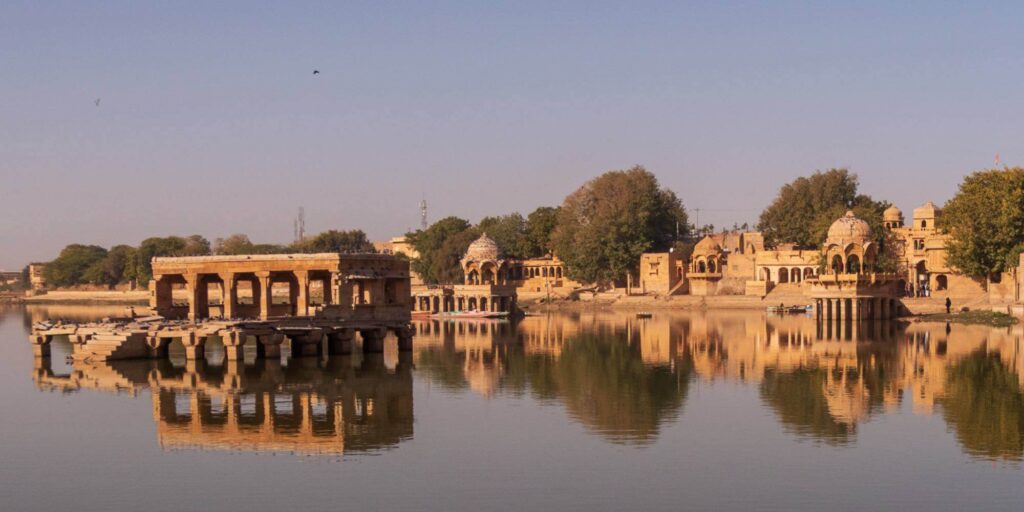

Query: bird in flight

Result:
[94,98,101,106]
[313,70,320,75]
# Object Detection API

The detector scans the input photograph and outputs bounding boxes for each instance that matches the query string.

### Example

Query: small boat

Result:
[767,305,813,314]
[636,312,653,319]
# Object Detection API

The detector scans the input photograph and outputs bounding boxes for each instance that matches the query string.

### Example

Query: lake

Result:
[2,305,1023,511]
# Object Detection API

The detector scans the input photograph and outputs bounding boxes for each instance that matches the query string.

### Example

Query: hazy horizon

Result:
[3,1,1022,269]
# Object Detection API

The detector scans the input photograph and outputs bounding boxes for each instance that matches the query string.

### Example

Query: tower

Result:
[420,199,428,230]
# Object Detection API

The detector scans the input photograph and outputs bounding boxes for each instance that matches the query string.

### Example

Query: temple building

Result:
[412,234,520,315]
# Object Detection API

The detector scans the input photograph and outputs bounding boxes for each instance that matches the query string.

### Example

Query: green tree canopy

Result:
[213,234,255,255]
[102,245,138,286]
[294,229,376,253]
[407,217,475,284]
[135,235,212,283]
[941,168,1024,278]
[758,169,889,248]
[477,213,529,259]
[43,244,109,287]
[551,166,688,284]
[524,206,559,257]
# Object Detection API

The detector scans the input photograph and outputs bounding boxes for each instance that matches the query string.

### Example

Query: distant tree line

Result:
[41,229,374,288]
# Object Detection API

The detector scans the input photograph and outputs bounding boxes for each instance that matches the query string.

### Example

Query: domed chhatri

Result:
[461,233,508,285]
[693,235,722,255]
[883,206,904,229]
[464,233,502,261]
[826,210,873,245]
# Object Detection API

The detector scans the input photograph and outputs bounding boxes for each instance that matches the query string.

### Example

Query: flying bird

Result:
[313,70,320,75]
[94,98,100,106]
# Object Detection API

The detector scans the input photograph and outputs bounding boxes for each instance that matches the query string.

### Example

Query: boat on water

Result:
[767,305,813,314]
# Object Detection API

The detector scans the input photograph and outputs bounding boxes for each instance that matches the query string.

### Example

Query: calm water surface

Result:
[2,305,1024,511]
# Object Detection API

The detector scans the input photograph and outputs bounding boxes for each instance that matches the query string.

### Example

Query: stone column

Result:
[153,275,173,316]
[295,270,309,316]
[361,328,385,353]
[395,326,414,352]
[851,298,860,322]
[185,273,200,321]
[256,272,272,320]
[146,336,169,359]
[222,331,245,361]
[330,272,341,305]
[220,273,236,319]
[327,329,354,355]
[29,334,51,358]
[182,332,205,361]
[257,333,284,359]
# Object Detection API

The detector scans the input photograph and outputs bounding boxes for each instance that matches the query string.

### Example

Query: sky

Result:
[2,1,1023,269]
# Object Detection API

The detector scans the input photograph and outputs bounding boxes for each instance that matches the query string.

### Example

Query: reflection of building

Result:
[34,354,413,456]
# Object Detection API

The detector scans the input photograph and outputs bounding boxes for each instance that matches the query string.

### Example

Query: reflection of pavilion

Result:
[33,353,413,456]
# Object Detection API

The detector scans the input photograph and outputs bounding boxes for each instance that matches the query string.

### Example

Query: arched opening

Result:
[791,268,801,283]
[468,297,477,311]
[480,298,488,312]
[915,261,929,297]
[481,264,496,285]
[845,255,860,274]
[556,267,563,278]
[921,220,927,229]
[936,275,948,291]
[762,268,771,282]
[708,259,717,273]
[831,255,843,274]
[803,267,814,280]
[779,268,789,283]
[697,260,707,273]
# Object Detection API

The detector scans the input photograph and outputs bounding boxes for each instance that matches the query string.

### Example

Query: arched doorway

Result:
[779,268,789,283]
[915,261,929,297]
[831,255,843,274]
[845,255,860,274]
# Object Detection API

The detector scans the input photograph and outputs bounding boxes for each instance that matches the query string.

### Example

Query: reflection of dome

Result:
[693,236,722,255]
[464,233,501,261]
[883,206,902,222]
[827,211,873,244]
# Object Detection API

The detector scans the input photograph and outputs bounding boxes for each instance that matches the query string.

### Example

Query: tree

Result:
[294,229,376,253]
[524,206,559,257]
[135,235,211,283]
[758,169,889,248]
[43,244,109,287]
[551,166,688,284]
[941,168,1024,279]
[102,245,138,286]
[408,217,474,284]
[214,234,255,255]
[477,213,529,259]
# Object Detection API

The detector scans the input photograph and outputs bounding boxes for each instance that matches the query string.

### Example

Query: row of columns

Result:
[157,270,360,321]
[815,297,900,322]
[412,294,516,314]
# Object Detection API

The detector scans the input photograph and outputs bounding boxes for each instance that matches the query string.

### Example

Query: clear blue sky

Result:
[2,1,1021,269]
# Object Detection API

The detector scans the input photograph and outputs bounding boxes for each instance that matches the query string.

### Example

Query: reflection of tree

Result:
[527,333,690,445]
[761,368,856,445]
[939,351,1024,461]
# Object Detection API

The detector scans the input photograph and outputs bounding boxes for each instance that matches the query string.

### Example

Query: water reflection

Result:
[34,353,413,456]
[20,307,1024,461]
[412,312,1024,460]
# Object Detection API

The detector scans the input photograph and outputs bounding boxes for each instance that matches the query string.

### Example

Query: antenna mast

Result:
[420,198,428,230]
[294,207,306,243]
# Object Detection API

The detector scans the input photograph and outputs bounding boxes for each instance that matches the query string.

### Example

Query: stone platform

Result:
[29,315,414,362]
